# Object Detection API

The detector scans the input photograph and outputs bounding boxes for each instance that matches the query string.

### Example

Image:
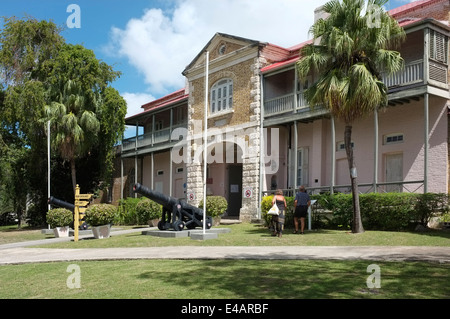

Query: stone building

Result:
[113,0,449,222]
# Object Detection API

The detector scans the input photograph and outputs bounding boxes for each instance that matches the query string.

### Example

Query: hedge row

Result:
[115,195,228,225]
[261,193,450,231]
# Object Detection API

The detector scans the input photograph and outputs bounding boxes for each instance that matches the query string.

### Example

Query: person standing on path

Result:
[293,185,310,234]
[271,189,287,237]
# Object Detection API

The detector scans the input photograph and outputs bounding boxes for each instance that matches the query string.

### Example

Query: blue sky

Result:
[1,0,414,125]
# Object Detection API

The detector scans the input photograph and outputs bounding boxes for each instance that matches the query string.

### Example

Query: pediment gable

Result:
[182,33,261,76]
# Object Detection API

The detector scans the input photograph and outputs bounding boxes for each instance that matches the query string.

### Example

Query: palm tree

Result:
[46,79,100,195]
[297,0,405,233]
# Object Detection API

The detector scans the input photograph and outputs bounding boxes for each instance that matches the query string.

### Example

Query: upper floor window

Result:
[211,79,233,114]
[430,30,448,64]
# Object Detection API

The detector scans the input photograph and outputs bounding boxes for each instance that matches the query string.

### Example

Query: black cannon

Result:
[48,196,88,229]
[133,183,212,231]
[48,196,75,212]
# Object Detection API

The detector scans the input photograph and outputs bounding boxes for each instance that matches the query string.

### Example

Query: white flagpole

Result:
[47,120,51,229]
[203,51,209,234]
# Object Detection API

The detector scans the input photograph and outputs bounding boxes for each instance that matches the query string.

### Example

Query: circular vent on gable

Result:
[218,44,226,55]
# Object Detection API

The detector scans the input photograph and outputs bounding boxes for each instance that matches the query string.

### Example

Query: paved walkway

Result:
[1,227,450,265]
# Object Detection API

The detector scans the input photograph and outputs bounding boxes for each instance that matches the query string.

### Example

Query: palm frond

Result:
[297,0,405,124]
[80,110,100,133]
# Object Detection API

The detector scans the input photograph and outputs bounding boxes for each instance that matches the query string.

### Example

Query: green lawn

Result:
[1,223,449,300]
[0,259,449,299]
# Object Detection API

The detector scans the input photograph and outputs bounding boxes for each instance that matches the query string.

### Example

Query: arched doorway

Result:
[205,141,243,217]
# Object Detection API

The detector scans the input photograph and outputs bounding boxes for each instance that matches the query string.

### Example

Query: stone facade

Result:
[113,1,449,222]
[183,34,267,221]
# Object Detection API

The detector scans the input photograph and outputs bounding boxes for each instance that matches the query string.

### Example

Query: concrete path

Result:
[1,227,450,265]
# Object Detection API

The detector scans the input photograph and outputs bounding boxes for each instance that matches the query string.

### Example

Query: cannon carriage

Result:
[133,183,212,231]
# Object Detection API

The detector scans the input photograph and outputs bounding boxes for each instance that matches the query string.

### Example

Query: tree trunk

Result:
[344,125,364,233]
[70,158,77,196]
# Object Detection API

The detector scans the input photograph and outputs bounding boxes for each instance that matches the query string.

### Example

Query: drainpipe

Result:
[294,120,298,188]
[258,71,265,219]
[135,122,138,198]
[330,116,336,194]
[373,109,379,193]
[424,93,429,193]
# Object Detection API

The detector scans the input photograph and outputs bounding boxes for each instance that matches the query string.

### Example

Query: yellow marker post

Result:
[74,185,80,242]
[74,185,92,242]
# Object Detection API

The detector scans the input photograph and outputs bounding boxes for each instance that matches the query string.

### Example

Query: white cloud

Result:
[107,0,329,97]
[122,92,156,118]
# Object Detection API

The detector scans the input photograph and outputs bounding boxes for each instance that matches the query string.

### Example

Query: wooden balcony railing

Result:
[122,123,186,152]
[382,59,424,88]
[264,59,449,118]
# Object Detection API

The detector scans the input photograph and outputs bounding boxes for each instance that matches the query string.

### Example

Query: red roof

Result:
[261,56,299,73]
[262,0,444,74]
[388,0,438,17]
[126,88,188,122]
[261,39,312,73]
[142,88,187,111]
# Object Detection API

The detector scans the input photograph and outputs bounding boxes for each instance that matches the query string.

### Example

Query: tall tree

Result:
[0,17,126,224]
[0,17,64,224]
[98,86,127,183]
[44,43,122,195]
[297,0,405,233]
[0,17,64,86]
[46,79,100,193]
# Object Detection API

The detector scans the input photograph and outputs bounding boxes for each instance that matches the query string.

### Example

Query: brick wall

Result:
[186,41,264,220]
[391,0,450,22]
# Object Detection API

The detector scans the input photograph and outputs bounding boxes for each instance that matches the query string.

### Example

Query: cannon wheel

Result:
[172,220,185,231]
[205,216,213,229]
[158,220,169,230]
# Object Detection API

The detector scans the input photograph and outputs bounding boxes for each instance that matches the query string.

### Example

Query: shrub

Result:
[85,204,117,227]
[199,196,228,217]
[314,192,450,231]
[135,198,162,224]
[361,193,417,230]
[260,195,274,225]
[116,197,142,225]
[315,193,353,229]
[413,193,449,226]
[46,208,73,228]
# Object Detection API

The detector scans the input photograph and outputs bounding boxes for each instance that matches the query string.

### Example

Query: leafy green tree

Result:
[45,43,124,195]
[98,86,127,182]
[0,17,64,225]
[46,78,100,193]
[0,133,29,227]
[0,17,64,85]
[0,17,126,224]
[297,0,405,233]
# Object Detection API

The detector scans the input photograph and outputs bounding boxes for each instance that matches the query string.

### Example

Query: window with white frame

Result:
[384,133,404,145]
[297,147,309,187]
[337,141,354,151]
[210,79,233,114]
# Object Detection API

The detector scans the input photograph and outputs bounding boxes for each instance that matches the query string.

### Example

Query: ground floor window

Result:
[297,147,309,187]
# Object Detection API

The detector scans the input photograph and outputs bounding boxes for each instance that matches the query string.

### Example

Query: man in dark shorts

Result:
[293,185,310,234]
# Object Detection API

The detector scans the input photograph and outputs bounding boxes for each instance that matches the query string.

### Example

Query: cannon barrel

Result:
[133,183,182,209]
[48,196,75,212]
[133,183,211,231]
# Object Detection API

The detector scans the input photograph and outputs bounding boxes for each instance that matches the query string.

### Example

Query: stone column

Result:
[239,57,264,222]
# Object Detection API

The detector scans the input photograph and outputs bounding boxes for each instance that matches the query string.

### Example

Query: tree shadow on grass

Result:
[134,259,449,299]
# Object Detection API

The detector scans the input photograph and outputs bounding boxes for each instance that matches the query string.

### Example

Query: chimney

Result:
[314,5,330,22]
